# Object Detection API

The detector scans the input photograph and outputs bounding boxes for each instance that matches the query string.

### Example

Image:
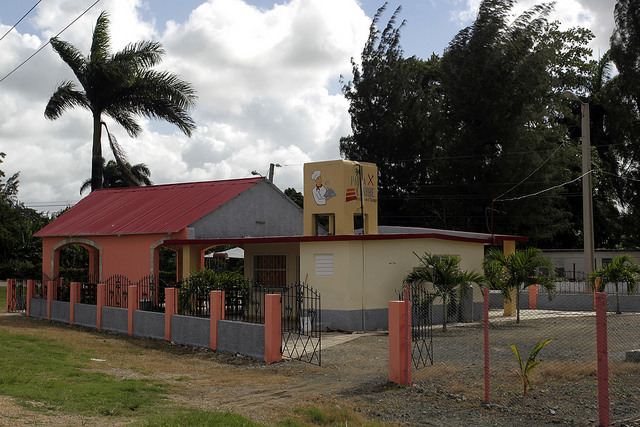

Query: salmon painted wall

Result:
[42,228,188,282]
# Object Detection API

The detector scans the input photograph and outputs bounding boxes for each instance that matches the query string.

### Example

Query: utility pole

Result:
[564,91,595,278]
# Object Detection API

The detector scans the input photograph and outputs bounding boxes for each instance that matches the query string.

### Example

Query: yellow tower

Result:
[303,160,378,236]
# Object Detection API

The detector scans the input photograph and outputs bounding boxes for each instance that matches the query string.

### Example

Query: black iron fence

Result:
[176,276,259,321]
[6,279,27,312]
[281,282,322,365]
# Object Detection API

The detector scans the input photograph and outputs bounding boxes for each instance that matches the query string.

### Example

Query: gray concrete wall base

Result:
[217,320,264,360]
[51,301,70,323]
[321,309,370,331]
[23,303,272,361]
[29,298,47,318]
[171,315,210,348]
[101,307,128,333]
[133,311,164,340]
[74,303,97,328]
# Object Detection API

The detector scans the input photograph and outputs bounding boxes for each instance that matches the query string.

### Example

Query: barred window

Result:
[254,255,287,286]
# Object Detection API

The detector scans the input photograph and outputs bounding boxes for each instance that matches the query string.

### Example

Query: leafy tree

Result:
[405,253,483,332]
[439,1,591,244]
[340,1,595,247]
[590,254,640,314]
[605,0,640,246]
[45,11,196,192]
[611,0,640,109]
[0,154,50,279]
[284,187,303,208]
[483,247,555,323]
[80,158,152,195]
[340,5,444,227]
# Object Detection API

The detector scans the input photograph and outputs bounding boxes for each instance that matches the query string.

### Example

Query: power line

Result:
[494,142,566,201]
[496,170,592,202]
[0,0,103,85]
[0,0,44,42]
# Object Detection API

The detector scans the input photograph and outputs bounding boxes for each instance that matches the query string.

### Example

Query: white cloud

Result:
[449,0,615,59]
[0,0,369,209]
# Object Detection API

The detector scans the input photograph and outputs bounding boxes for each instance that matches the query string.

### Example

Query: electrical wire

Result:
[0,0,44,42]
[496,170,592,202]
[0,0,102,85]
[494,142,566,201]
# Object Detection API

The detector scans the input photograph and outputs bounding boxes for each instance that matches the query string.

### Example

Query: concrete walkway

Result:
[321,331,387,350]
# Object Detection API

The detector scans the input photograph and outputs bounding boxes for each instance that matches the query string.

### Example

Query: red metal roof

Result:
[35,178,263,237]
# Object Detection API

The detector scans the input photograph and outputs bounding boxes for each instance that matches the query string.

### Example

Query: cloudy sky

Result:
[0,0,616,211]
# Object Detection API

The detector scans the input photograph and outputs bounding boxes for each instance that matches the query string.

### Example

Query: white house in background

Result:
[542,249,640,280]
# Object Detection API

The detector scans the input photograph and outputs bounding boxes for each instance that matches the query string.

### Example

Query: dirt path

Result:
[2,311,640,426]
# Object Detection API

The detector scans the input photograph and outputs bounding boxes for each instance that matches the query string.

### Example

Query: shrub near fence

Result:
[177,270,258,321]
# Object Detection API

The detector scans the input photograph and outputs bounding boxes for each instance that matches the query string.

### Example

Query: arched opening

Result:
[159,247,178,286]
[203,245,243,274]
[58,244,90,281]
[51,239,101,282]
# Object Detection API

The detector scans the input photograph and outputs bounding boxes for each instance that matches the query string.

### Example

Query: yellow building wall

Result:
[300,238,486,312]
[243,242,300,285]
[303,160,378,236]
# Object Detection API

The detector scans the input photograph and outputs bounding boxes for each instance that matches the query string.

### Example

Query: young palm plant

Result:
[510,337,552,395]
[405,253,483,332]
[590,254,640,314]
[483,247,555,324]
[45,11,196,192]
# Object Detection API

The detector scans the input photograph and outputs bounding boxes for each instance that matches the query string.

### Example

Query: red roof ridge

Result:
[36,177,264,237]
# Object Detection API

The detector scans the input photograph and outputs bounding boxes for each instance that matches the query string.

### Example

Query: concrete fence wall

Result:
[23,286,283,363]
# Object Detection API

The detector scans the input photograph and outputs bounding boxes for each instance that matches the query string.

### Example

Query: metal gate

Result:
[7,279,27,312]
[400,283,434,368]
[281,283,321,365]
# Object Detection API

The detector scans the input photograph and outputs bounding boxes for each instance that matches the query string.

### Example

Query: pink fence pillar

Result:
[128,285,138,335]
[46,280,55,319]
[264,294,282,364]
[26,280,35,316]
[389,299,411,386]
[96,283,106,329]
[483,287,490,403]
[596,292,610,426]
[165,288,178,341]
[528,284,538,309]
[210,290,225,351]
[69,282,80,325]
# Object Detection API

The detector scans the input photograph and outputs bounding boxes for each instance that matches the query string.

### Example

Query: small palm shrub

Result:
[510,337,552,395]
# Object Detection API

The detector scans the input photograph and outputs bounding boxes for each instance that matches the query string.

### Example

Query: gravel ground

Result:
[1,309,640,426]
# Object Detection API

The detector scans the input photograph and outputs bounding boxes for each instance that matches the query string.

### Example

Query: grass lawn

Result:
[0,315,363,426]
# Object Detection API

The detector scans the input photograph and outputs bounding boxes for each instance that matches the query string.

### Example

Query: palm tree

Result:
[483,247,555,324]
[45,11,196,192]
[80,158,152,195]
[590,254,640,314]
[405,253,483,332]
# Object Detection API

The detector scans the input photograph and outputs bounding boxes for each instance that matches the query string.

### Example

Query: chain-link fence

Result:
[406,286,640,425]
